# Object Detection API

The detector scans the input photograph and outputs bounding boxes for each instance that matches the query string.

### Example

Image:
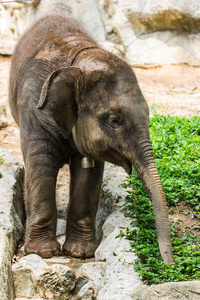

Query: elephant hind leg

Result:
[63,153,104,258]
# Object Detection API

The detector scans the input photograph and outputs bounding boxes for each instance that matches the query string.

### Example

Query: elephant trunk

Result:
[129,138,174,264]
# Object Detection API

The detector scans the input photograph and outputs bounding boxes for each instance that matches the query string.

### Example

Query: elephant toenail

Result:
[40,249,53,258]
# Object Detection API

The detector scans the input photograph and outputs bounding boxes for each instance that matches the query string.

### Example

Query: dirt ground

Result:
[0,55,199,238]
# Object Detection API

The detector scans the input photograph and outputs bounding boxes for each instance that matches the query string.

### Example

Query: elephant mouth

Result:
[122,159,132,175]
[100,149,132,175]
[111,150,132,175]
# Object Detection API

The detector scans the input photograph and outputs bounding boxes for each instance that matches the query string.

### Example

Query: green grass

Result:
[121,113,200,284]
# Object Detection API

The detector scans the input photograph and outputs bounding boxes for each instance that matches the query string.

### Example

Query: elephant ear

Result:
[37,67,83,139]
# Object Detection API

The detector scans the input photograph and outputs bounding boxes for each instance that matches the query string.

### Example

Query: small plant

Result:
[122,113,200,284]
[0,156,4,178]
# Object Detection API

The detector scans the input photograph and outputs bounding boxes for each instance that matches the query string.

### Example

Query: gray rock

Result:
[76,282,95,300]
[2,0,200,66]
[96,228,141,300]
[96,163,127,242]
[35,0,106,43]
[95,164,142,300]
[43,256,71,265]
[101,0,200,66]
[12,254,76,299]
[124,30,200,67]
[98,0,120,43]
[56,218,66,236]
[0,0,105,55]
[0,149,24,300]
[0,228,14,300]
[12,254,47,298]
[0,149,24,240]
[95,204,141,299]
[100,210,135,240]
[122,0,200,33]
[38,263,76,299]
[0,1,38,55]
[77,262,106,297]
[56,164,70,217]
[131,281,200,300]
[13,255,106,299]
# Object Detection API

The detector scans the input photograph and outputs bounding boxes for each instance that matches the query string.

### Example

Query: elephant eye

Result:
[107,114,122,128]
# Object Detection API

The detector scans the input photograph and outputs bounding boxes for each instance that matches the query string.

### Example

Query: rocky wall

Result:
[0,149,24,300]
[1,0,200,66]
[109,0,200,66]
[0,1,38,55]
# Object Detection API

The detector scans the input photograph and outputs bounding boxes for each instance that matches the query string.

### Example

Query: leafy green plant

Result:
[122,113,200,284]
[0,156,4,178]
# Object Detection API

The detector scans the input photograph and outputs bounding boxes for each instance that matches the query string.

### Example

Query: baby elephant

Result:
[9,13,174,264]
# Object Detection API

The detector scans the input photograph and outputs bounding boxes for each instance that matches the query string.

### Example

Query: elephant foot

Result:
[63,221,98,258]
[25,239,61,258]
[63,239,98,258]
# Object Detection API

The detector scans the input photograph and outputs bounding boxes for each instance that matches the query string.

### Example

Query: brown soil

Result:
[134,65,200,116]
[0,56,199,239]
[169,203,200,237]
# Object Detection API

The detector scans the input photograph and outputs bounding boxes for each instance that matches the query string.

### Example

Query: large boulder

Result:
[35,0,106,43]
[0,1,38,55]
[2,0,200,66]
[0,0,106,56]
[131,281,200,300]
[13,254,76,299]
[99,0,200,66]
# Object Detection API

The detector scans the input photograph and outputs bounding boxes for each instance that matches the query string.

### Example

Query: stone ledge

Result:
[131,281,200,300]
[1,151,200,299]
[0,149,24,300]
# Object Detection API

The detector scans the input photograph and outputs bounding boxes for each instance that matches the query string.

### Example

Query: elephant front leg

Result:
[24,153,60,258]
[63,153,104,258]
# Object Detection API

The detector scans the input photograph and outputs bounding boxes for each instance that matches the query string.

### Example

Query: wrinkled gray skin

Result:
[9,14,174,263]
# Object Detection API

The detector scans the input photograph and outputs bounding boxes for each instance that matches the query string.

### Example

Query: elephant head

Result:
[37,53,174,264]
